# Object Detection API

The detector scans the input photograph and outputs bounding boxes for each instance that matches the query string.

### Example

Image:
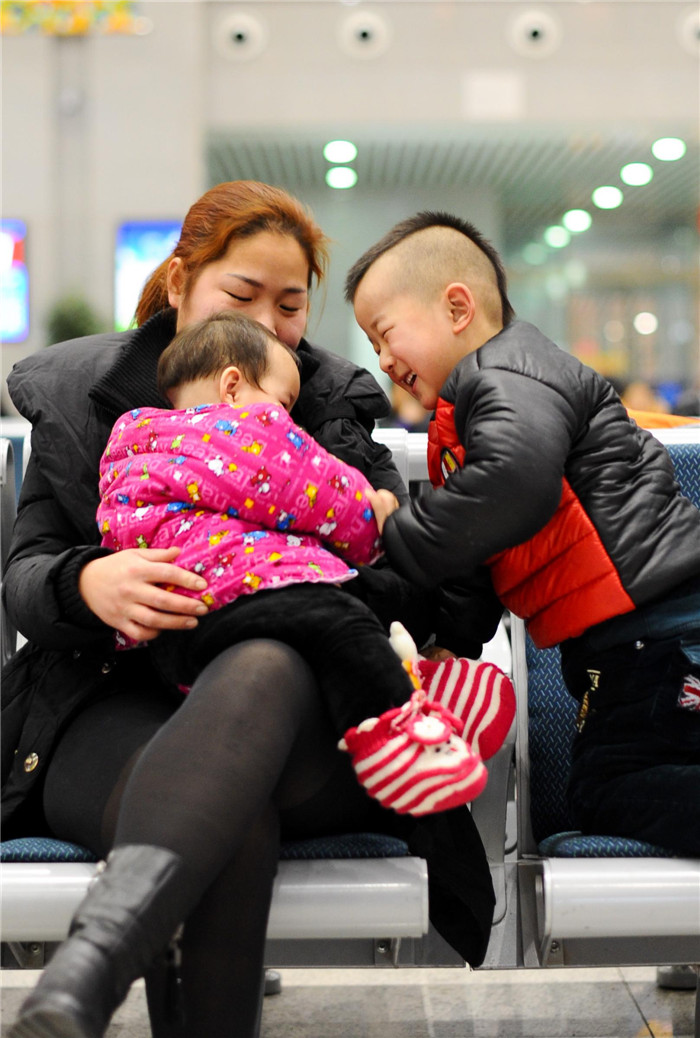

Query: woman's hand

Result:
[78,547,209,642]
[365,488,400,535]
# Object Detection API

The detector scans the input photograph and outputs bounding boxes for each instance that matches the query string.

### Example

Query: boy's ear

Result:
[444,282,476,333]
[219,365,243,404]
[166,257,185,308]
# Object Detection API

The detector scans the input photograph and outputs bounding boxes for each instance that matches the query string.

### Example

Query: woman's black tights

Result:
[55,639,394,1037]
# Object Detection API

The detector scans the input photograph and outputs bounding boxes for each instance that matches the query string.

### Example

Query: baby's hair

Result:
[157,311,300,399]
[344,211,514,327]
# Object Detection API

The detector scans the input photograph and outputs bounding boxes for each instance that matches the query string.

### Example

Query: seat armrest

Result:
[1,857,429,944]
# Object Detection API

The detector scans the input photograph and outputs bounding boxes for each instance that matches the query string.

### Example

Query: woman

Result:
[3,182,494,1038]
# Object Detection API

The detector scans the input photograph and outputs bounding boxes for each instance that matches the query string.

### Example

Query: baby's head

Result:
[345,212,514,410]
[158,311,301,412]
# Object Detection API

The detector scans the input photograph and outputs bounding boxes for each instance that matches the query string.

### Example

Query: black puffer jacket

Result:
[383,321,700,643]
[1,310,406,823]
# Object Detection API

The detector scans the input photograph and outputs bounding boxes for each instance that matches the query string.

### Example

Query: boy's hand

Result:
[365,488,400,534]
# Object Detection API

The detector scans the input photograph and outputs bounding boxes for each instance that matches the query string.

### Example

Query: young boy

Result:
[345,211,700,856]
[98,311,515,816]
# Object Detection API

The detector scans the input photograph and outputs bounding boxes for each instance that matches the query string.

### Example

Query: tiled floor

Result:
[2,966,696,1037]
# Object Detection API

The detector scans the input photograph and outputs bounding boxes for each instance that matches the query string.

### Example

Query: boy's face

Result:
[353,259,464,411]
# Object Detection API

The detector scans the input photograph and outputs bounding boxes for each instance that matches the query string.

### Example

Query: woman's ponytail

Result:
[135,257,172,327]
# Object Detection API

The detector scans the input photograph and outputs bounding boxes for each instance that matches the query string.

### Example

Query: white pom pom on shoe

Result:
[389,621,419,664]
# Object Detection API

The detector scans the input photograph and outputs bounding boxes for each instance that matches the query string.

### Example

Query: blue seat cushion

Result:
[538,830,678,858]
[280,833,409,860]
[0,832,409,864]
[0,837,99,863]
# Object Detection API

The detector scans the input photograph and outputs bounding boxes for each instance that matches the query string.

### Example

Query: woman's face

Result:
[168,230,310,349]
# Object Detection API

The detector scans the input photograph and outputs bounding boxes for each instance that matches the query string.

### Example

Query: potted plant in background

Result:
[45,294,107,345]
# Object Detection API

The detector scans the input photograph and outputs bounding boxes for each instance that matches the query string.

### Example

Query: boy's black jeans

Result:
[560,584,700,857]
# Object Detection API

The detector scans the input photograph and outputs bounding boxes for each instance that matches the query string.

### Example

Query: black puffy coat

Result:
[383,321,700,642]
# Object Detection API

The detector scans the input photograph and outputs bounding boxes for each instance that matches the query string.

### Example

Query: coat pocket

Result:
[1,642,110,827]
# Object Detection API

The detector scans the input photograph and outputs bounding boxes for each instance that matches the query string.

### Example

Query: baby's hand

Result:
[420,645,457,662]
[365,488,400,534]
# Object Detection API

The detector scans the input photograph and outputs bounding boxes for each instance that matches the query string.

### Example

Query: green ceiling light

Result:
[562,209,592,233]
[543,225,571,248]
[592,186,623,209]
[522,243,548,265]
[325,166,358,189]
[620,162,653,186]
[323,140,358,163]
[564,259,587,288]
[651,137,686,161]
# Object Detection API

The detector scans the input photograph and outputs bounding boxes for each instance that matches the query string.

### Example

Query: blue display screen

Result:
[1,219,29,343]
[115,220,181,331]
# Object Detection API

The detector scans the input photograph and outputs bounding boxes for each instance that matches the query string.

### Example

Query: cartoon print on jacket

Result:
[98,402,382,612]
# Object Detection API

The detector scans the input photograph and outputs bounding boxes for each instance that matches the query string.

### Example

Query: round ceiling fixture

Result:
[507,9,562,58]
[677,7,700,57]
[214,12,268,61]
[337,10,392,59]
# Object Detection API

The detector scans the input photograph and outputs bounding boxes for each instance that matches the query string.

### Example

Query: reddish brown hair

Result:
[135,181,329,327]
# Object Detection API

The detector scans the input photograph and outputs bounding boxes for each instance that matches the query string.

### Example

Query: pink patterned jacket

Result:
[97,402,382,613]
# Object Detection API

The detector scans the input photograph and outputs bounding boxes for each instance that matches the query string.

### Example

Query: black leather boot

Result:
[143,940,187,1038]
[10,845,191,1038]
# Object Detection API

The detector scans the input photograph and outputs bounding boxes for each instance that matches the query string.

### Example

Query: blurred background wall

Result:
[2,0,698,412]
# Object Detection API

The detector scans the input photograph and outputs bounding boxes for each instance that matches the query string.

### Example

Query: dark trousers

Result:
[561,618,700,856]
[152,583,414,735]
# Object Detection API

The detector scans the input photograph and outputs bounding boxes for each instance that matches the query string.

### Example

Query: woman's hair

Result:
[136,181,330,326]
[157,311,300,398]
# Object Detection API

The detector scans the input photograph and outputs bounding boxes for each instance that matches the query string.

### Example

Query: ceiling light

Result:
[562,209,592,233]
[620,162,653,186]
[543,225,571,248]
[633,311,658,335]
[325,166,358,189]
[545,274,568,301]
[323,140,358,164]
[651,137,687,161]
[603,320,625,343]
[522,243,548,265]
[592,186,623,210]
[564,260,587,288]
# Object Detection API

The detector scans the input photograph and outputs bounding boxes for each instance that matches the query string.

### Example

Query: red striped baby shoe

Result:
[415,656,515,760]
[339,690,487,817]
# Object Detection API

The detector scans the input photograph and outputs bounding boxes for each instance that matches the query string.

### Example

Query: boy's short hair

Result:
[157,312,300,398]
[344,211,515,327]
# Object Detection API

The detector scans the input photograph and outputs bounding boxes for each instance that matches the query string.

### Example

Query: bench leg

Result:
[6,944,47,970]
[264,969,282,997]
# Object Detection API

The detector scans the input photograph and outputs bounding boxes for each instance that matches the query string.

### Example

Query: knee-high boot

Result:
[10,845,192,1038]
